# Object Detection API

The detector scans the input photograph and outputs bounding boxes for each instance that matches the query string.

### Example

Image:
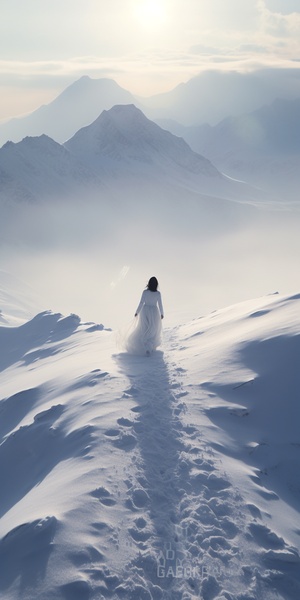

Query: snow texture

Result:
[0,285,300,600]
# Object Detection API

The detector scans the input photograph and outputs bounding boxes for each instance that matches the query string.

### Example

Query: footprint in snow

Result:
[182,424,198,437]
[129,527,151,543]
[134,517,148,529]
[68,545,104,567]
[191,471,231,494]
[90,487,116,507]
[113,432,137,451]
[104,429,120,437]
[60,579,91,600]
[104,424,137,450]
[117,417,134,427]
[126,488,150,511]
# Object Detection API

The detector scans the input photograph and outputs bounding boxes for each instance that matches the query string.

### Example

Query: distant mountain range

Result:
[159,98,300,199]
[141,68,300,126]
[1,73,300,201]
[1,69,300,147]
[0,104,261,207]
[0,77,137,147]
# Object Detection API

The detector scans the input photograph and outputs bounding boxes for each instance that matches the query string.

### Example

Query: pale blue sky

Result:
[1,0,300,119]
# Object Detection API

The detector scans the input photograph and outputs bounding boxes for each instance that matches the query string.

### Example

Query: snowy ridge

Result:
[0,292,300,599]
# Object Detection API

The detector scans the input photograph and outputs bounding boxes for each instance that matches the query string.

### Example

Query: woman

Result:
[125,277,164,355]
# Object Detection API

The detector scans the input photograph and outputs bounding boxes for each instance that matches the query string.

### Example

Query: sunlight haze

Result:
[1,0,300,117]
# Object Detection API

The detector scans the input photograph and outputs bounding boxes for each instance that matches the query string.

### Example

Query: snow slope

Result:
[65,104,219,178]
[0,291,299,600]
[0,135,104,202]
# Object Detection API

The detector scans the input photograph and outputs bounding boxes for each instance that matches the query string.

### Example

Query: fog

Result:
[1,188,300,330]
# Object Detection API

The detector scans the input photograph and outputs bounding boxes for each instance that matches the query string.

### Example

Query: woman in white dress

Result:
[125,277,164,355]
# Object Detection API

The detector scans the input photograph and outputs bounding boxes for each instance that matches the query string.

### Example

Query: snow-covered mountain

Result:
[65,104,220,180]
[65,104,264,204]
[159,98,300,201]
[0,77,137,148]
[0,105,263,208]
[3,69,300,150]
[1,287,300,599]
[0,134,104,202]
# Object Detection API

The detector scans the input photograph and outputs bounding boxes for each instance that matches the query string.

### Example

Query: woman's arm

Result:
[158,292,164,319]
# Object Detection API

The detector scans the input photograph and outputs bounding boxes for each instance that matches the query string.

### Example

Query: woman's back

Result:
[141,289,161,306]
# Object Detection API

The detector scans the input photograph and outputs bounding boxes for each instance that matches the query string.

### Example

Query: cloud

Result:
[258,0,300,39]
[238,43,269,54]
[264,0,300,15]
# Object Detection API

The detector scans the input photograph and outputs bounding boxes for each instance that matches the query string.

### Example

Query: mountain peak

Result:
[58,76,128,99]
[98,104,151,130]
[65,104,220,181]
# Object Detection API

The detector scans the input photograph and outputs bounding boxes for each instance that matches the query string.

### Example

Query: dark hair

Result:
[147,276,158,292]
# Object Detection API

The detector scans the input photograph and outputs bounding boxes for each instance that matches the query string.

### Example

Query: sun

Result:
[133,0,167,28]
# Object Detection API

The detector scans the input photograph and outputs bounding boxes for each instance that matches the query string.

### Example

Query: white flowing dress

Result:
[125,289,164,355]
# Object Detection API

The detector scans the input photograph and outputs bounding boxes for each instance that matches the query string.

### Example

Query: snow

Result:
[64,104,263,203]
[0,135,103,202]
[0,105,264,208]
[0,288,299,599]
[1,73,300,600]
[64,104,221,181]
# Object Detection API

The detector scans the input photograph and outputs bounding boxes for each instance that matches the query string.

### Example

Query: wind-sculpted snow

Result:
[0,292,300,599]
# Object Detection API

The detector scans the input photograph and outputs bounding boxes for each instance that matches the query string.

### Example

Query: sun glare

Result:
[134,0,167,28]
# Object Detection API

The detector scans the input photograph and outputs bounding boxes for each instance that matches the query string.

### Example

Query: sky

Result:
[1,0,300,120]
